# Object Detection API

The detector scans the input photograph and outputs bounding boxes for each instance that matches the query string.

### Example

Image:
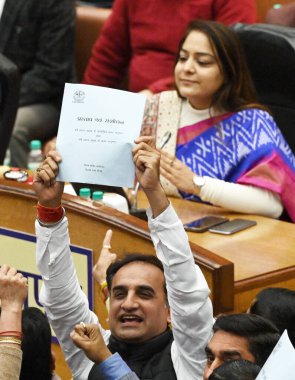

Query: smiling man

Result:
[107,255,171,343]
[33,137,213,380]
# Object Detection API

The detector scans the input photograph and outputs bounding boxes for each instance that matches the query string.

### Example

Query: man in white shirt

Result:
[33,136,213,380]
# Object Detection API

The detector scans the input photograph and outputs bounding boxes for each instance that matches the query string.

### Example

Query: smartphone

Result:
[209,218,257,235]
[183,216,229,233]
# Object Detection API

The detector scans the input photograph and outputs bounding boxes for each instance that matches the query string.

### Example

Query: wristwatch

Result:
[193,175,205,191]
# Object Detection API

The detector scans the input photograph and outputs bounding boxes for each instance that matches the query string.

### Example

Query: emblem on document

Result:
[73,90,85,103]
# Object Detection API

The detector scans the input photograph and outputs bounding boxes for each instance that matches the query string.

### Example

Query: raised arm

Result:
[33,152,110,379]
[0,265,28,380]
[132,137,213,380]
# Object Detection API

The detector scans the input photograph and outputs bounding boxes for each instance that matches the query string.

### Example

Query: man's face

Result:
[108,261,170,343]
[203,330,256,380]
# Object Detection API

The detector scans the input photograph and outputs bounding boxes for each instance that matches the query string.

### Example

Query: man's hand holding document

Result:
[56,84,146,187]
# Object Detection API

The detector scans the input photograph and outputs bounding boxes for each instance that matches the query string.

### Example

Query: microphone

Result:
[130,131,172,219]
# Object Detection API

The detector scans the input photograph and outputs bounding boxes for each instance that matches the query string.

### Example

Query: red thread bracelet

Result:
[0,331,22,338]
[36,202,64,223]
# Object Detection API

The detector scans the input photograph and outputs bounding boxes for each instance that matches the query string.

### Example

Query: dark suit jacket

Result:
[0,0,76,107]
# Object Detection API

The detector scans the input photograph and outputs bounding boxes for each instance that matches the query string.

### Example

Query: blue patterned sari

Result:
[176,108,295,221]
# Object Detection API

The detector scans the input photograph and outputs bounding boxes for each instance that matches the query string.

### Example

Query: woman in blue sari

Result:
[141,20,295,221]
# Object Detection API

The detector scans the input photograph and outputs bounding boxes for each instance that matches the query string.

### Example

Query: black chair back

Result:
[0,53,20,164]
[233,23,295,154]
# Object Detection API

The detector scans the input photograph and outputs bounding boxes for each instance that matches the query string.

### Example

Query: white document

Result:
[56,83,146,187]
[256,330,295,379]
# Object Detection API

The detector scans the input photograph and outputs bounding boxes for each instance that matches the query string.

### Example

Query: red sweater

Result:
[83,0,256,93]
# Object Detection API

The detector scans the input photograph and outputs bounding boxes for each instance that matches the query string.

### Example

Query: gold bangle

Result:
[0,336,22,341]
[0,337,22,346]
[100,280,108,292]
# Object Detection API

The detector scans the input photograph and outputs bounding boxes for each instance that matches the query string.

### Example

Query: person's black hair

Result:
[175,20,267,113]
[20,307,52,380]
[106,253,168,302]
[208,359,261,380]
[249,287,295,347]
[213,313,280,367]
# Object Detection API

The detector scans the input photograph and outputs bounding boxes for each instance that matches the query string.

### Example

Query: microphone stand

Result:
[130,131,172,220]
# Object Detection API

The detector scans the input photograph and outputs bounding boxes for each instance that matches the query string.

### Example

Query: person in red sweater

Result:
[83,0,257,94]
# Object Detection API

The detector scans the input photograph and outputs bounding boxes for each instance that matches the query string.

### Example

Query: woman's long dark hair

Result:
[176,20,266,112]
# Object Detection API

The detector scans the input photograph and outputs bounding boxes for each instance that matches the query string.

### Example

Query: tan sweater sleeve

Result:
[199,176,283,219]
[0,345,22,380]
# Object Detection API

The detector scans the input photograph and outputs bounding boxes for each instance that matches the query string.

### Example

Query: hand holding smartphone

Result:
[208,218,257,235]
[183,216,229,233]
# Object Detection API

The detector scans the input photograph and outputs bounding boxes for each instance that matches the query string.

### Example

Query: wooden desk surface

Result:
[136,190,295,285]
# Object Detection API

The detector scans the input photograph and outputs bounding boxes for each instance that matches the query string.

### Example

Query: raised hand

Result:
[92,229,117,286]
[0,265,28,332]
[0,265,28,309]
[132,136,169,217]
[132,136,161,191]
[70,323,111,364]
[33,150,64,208]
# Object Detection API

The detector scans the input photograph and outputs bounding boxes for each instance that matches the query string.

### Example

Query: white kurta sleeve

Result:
[200,177,283,218]
[148,204,213,380]
[35,217,111,380]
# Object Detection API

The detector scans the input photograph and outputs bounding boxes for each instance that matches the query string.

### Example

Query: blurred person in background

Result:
[249,287,295,347]
[0,0,75,168]
[84,0,256,95]
[20,307,61,380]
[204,313,279,379]
[208,359,261,380]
